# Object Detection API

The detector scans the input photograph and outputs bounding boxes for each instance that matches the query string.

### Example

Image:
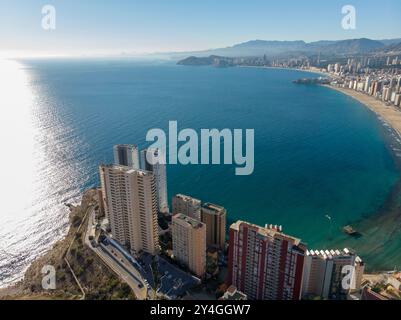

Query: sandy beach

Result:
[239,65,328,77]
[327,86,401,137]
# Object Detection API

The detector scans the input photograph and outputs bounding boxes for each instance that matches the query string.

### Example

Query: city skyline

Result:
[1,0,401,57]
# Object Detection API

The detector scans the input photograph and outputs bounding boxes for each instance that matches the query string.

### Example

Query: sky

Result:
[0,0,401,57]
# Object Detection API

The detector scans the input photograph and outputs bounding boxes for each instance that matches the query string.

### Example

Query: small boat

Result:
[343,225,362,238]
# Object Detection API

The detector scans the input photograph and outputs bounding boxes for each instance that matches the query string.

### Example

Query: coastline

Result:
[326,85,401,139]
[260,64,401,270]
[2,65,401,293]
[238,65,328,77]
[0,189,135,299]
[322,84,401,271]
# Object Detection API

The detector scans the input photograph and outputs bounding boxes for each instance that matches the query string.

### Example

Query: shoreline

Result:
[249,63,401,271]
[322,84,401,272]
[238,65,328,77]
[325,85,401,140]
[0,189,135,300]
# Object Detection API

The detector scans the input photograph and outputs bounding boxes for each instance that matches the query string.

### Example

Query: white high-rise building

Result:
[397,77,401,92]
[99,164,159,255]
[383,86,391,102]
[113,144,140,169]
[140,148,169,214]
[395,94,401,107]
[334,63,341,74]
[172,213,206,278]
[364,76,371,93]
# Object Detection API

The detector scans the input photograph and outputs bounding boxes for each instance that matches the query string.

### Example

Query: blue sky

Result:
[0,0,400,57]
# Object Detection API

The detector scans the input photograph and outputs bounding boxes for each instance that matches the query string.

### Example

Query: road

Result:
[84,209,148,300]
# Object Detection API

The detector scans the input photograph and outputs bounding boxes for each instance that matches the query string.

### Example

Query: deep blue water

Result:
[1,59,400,286]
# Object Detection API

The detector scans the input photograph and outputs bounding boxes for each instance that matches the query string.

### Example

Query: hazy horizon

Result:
[1,0,401,58]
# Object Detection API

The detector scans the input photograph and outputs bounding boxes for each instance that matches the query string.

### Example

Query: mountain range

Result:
[167,37,401,59]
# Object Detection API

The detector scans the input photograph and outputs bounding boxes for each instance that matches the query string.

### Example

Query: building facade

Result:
[227,221,306,300]
[113,144,140,169]
[172,194,201,221]
[99,164,159,255]
[140,148,169,214]
[172,213,206,277]
[201,203,227,250]
[302,248,364,299]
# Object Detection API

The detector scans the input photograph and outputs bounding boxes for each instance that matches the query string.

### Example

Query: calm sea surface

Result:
[1,59,401,287]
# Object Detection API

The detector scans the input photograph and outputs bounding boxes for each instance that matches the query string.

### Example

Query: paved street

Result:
[84,209,148,300]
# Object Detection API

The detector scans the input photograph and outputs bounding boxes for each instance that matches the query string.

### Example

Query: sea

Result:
[1,58,401,287]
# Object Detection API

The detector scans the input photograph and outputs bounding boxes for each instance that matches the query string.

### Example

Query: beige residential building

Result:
[302,248,364,299]
[99,164,159,255]
[201,202,226,250]
[352,256,365,294]
[172,213,206,277]
[172,194,201,220]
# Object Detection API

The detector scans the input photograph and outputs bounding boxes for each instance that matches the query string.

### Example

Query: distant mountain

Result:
[380,41,401,53]
[177,55,219,66]
[310,38,385,54]
[226,40,307,56]
[169,37,401,59]
[379,38,401,46]
[172,40,308,58]
[177,55,235,67]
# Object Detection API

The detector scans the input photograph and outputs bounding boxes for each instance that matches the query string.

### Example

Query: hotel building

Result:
[172,194,201,221]
[113,144,140,169]
[227,221,306,300]
[172,213,206,277]
[140,148,169,214]
[201,203,227,250]
[99,164,159,255]
[302,248,364,299]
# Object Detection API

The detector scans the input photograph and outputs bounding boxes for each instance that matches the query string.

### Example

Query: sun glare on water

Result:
[0,59,84,287]
[0,59,68,287]
[0,60,36,221]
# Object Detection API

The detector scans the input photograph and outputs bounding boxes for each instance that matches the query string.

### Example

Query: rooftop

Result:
[100,164,151,176]
[173,213,204,229]
[220,285,247,300]
[174,194,201,204]
[113,144,138,149]
[202,202,226,214]
[306,248,358,260]
[230,220,302,246]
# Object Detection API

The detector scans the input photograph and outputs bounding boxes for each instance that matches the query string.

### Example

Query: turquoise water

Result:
[1,59,400,286]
